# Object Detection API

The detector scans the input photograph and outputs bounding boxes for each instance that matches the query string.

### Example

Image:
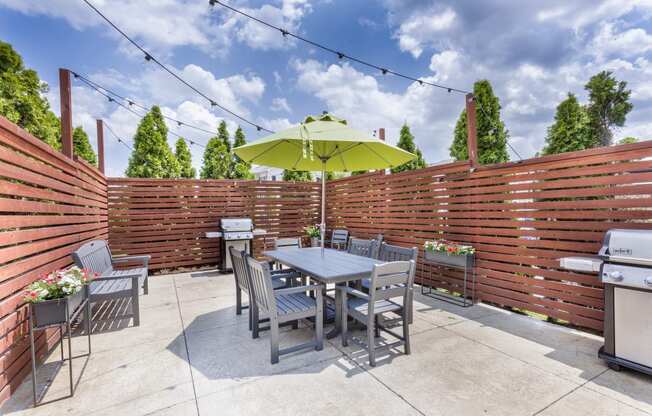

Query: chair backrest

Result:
[378,242,418,263]
[229,247,250,294]
[245,256,277,315]
[368,260,416,305]
[347,238,376,258]
[331,229,349,244]
[274,237,302,250]
[72,240,113,275]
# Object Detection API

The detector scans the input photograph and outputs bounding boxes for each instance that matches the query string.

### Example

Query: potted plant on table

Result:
[304,224,321,247]
[24,266,96,328]
[423,240,476,268]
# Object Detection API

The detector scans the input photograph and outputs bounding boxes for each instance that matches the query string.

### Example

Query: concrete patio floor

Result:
[2,269,651,416]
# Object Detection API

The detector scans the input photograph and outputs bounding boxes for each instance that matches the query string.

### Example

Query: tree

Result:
[391,124,427,173]
[541,93,596,155]
[450,80,509,164]
[230,126,253,179]
[175,138,196,178]
[585,71,633,146]
[201,136,231,179]
[619,137,638,145]
[283,170,313,181]
[72,126,97,165]
[0,41,60,149]
[125,106,180,178]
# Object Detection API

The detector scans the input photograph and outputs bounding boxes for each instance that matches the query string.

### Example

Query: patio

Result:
[2,270,650,416]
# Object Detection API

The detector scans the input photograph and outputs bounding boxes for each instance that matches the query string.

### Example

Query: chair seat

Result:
[271,269,301,279]
[91,268,147,296]
[272,278,286,290]
[275,292,317,315]
[347,297,402,316]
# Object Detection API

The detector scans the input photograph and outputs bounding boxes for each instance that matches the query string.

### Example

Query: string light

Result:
[104,122,133,151]
[209,0,471,95]
[81,0,273,133]
[71,71,219,136]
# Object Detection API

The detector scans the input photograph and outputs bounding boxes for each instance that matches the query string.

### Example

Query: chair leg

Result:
[315,292,323,351]
[367,316,376,367]
[132,278,140,327]
[403,308,411,355]
[270,318,280,364]
[248,303,253,331]
[341,293,348,347]
[144,276,149,295]
[252,305,260,339]
[407,290,413,324]
[374,316,381,338]
[235,286,242,315]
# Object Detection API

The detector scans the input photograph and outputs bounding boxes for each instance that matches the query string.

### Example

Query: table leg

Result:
[326,283,343,339]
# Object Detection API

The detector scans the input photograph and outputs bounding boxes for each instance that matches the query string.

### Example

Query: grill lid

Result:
[600,229,652,267]
[220,218,253,232]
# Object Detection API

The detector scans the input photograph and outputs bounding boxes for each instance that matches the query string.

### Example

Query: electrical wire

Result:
[81,0,272,133]
[209,0,471,95]
[474,98,523,160]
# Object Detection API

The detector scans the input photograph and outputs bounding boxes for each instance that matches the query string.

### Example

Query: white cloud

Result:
[429,50,461,81]
[392,7,456,58]
[591,22,652,60]
[270,97,292,113]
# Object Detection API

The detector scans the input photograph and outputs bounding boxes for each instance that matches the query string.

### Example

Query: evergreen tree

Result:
[218,120,231,151]
[0,41,60,149]
[619,137,638,145]
[283,170,313,181]
[125,106,180,178]
[201,135,231,179]
[450,80,509,164]
[72,126,97,165]
[391,124,427,173]
[230,126,253,179]
[585,71,633,146]
[542,93,596,155]
[175,138,196,178]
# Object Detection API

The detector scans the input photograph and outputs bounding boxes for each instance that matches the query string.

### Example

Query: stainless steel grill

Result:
[560,229,652,376]
[219,218,253,272]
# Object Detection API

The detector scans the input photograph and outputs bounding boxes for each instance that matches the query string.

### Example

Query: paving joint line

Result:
[531,368,609,415]
[172,275,202,416]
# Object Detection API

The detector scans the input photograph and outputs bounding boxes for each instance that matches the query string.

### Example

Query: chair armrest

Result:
[274,284,322,295]
[95,273,142,281]
[112,255,151,266]
[338,286,369,300]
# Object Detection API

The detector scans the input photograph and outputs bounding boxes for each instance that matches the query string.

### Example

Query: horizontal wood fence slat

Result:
[0,116,107,404]
[327,141,652,332]
[107,178,321,271]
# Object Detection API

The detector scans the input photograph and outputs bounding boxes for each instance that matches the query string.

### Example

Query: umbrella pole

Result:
[320,161,326,256]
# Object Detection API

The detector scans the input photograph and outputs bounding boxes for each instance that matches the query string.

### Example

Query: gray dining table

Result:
[263,247,385,337]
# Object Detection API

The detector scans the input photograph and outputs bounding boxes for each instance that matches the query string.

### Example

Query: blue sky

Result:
[1,0,651,177]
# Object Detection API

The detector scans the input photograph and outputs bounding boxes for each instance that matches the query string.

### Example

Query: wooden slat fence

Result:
[107,178,321,270]
[0,116,107,404]
[327,141,652,331]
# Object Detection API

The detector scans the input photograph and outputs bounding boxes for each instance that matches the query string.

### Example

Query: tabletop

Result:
[263,247,384,284]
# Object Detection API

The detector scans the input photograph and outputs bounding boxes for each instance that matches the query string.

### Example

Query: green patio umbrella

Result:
[234,113,416,248]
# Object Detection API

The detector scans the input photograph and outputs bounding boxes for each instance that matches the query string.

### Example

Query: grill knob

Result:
[609,271,624,281]
[645,277,652,286]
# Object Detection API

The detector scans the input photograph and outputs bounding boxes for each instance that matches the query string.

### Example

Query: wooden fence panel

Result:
[0,116,107,404]
[107,178,321,270]
[327,142,652,332]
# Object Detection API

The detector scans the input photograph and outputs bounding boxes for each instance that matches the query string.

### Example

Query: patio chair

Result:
[271,237,304,285]
[362,242,418,324]
[327,229,349,250]
[347,238,377,258]
[72,240,150,326]
[340,260,416,366]
[245,256,324,364]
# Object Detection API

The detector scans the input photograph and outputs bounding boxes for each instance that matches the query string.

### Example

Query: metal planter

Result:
[424,250,473,268]
[310,237,321,247]
[30,290,84,328]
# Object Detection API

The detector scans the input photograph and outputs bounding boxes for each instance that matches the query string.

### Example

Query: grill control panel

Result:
[602,263,652,290]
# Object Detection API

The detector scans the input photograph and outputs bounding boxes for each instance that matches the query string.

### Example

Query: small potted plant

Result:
[304,224,321,247]
[423,239,475,268]
[24,266,96,328]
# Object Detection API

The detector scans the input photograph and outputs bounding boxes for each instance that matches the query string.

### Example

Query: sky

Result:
[1,0,651,177]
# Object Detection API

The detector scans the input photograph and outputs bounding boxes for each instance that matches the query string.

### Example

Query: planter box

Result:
[310,237,321,247]
[424,250,473,268]
[31,290,84,328]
